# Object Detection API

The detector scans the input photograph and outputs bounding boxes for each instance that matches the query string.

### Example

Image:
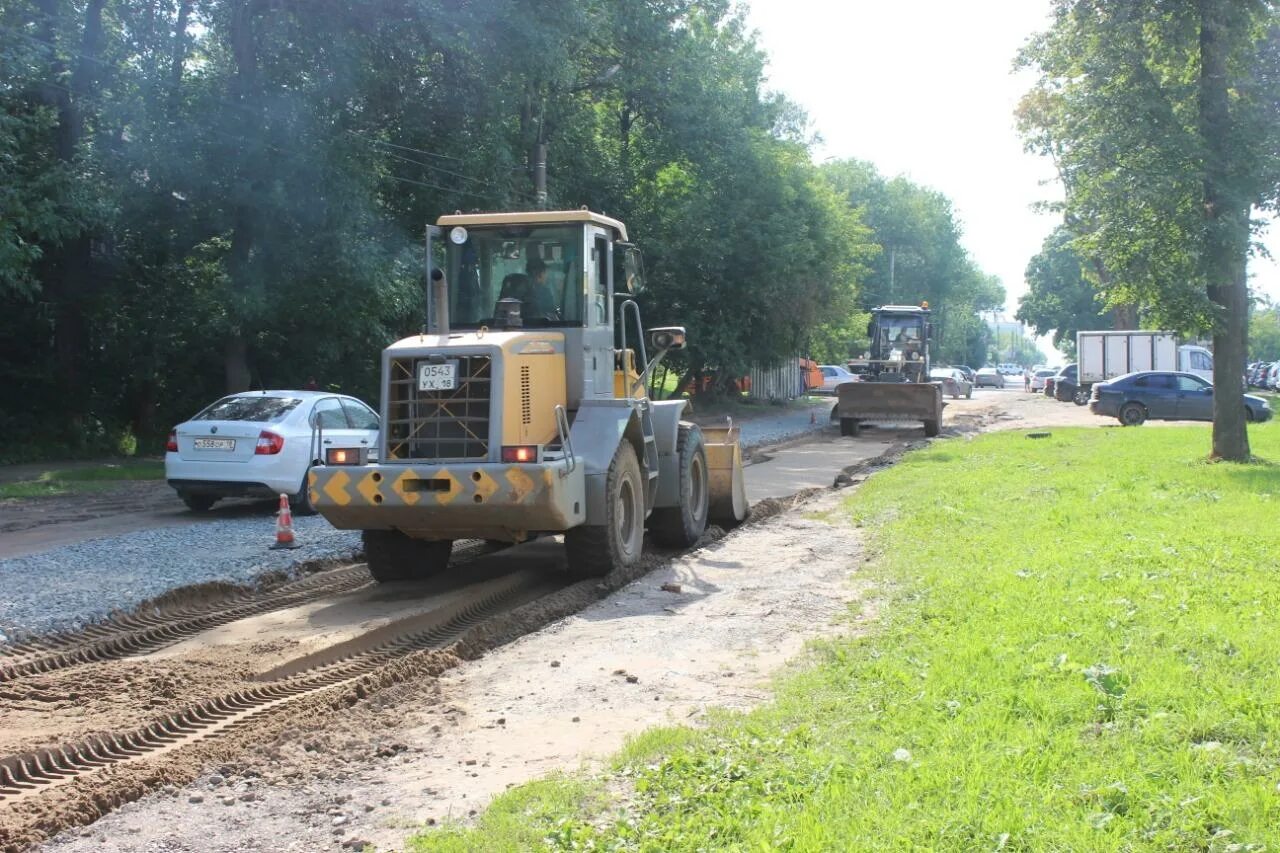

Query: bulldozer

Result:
[835,304,943,438]
[309,210,749,582]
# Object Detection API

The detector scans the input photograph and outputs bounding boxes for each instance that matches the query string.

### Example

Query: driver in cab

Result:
[523,258,559,320]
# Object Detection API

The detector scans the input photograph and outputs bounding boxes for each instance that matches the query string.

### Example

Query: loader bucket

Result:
[701,423,749,527]
[835,381,943,438]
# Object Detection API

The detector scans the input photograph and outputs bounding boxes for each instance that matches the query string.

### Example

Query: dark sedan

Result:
[1089,371,1273,426]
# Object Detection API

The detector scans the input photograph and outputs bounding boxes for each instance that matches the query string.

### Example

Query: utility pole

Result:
[533,141,547,210]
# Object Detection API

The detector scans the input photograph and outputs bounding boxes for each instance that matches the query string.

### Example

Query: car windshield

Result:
[192,396,301,422]
[446,225,583,328]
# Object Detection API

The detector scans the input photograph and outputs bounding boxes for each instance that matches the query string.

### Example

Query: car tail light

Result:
[255,431,285,455]
[166,430,178,453]
[501,445,537,463]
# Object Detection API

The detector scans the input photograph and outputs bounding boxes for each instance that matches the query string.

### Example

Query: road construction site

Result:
[0,388,1062,852]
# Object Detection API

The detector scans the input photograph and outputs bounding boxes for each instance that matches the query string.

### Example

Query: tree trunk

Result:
[1199,0,1250,461]
[34,0,106,419]
[225,0,259,392]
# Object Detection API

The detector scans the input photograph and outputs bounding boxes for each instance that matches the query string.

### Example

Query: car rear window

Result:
[192,396,302,422]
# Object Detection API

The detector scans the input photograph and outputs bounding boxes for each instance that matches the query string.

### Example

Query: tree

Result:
[821,159,1004,367]
[1017,227,1108,350]
[1019,0,1280,460]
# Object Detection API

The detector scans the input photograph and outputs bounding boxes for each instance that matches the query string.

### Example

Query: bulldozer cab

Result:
[863,306,932,382]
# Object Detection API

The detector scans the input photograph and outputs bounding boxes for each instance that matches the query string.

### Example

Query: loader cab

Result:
[435,210,638,405]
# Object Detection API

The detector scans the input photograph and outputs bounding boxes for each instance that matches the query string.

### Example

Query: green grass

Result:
[409,422,1280,851]
[0,460,165,499]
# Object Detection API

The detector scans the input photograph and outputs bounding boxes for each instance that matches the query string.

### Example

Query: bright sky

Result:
[745,0,1280,319]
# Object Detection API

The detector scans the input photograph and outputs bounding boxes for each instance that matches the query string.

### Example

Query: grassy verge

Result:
[0,460,165,499]
[411,421,1280,851]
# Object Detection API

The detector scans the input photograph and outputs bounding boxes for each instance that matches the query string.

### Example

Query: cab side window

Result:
[592,235,609,325]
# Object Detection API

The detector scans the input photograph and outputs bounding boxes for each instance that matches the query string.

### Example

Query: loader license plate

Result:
[418,361,457,391]
[193,438,236,451]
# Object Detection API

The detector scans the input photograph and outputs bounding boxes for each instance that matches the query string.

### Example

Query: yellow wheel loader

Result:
[309,210,748,582]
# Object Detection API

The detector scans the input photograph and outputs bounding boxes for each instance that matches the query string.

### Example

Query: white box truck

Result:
[1077,330,1214,388]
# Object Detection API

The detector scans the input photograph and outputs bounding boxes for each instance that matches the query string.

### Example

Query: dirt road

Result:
[1,389,1095,852]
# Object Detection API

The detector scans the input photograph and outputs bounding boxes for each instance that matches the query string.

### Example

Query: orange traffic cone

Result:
[270,493,301,550]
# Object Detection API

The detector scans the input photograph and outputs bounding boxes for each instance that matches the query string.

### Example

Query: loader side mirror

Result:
[615,243,645,296]
[648,326,686,351]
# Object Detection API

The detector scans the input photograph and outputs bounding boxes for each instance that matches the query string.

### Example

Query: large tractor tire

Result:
[362,530,452,583]
[840,417,861,437]
[564,441,645,580]
[923,419,940,438]
[651,422,709,548]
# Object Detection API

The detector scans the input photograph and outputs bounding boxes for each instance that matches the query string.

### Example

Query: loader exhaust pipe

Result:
[425,224,450,335]
[430,267,450,335]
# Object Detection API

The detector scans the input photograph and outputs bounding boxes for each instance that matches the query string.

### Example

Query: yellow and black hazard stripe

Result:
[309,464,553,508]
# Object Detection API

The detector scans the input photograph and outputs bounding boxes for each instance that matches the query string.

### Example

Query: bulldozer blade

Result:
[701,424,748,527]
[835,381,943,437]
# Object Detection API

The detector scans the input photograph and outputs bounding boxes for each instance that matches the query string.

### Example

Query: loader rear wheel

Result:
[362,530,452,583]
[651,423,709,548]
[923,419,940,438]
[840,418,861,437]
[564,442,644,580]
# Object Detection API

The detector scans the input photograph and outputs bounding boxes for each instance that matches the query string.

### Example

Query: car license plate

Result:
[193,438,236,451]
[418,361,458,391]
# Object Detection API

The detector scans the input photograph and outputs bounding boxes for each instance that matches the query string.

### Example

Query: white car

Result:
[165,391,380,513]
[819,364,859,392]
[1030,368,1056,391]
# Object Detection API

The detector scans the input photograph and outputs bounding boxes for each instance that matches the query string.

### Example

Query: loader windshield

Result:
[445,225,582,328]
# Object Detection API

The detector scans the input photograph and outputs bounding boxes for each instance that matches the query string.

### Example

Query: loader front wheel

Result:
[565,442,645,580]
[363,530,452,583]
[923,419,940,438]
[840,418,861,437]
[651,423,709,548]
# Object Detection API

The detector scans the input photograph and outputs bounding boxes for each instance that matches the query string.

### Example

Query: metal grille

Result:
[387,355,492,461]
[520,366,532,425]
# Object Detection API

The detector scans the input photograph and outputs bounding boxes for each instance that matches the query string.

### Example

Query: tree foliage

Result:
[1018,0,1280,460]
[1016,226,1108,353]
[821,160,1004,367]
[0,0,1002,455]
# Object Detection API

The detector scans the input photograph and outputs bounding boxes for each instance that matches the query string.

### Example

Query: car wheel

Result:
[1073,389,1089,406]
[289,468,318,516]
[965,388,972,399]
[180,493,217,513]
[1245,406,1255,423]
[1119,402,1147,426]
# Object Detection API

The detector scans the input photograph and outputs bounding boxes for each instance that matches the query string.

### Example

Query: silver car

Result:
[929,368,973,399]
[165,391,380,513]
